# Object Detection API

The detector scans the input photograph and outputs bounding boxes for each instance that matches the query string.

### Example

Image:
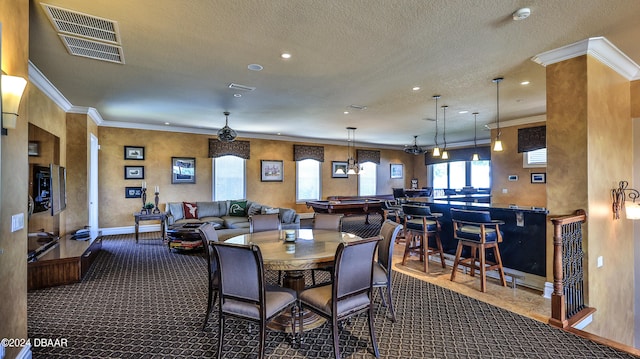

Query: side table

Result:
[133,212,167,243]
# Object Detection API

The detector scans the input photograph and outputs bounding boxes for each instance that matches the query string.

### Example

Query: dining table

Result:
[224,228,362,332]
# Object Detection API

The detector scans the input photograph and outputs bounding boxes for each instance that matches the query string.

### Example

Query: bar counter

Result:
[406,199,548,283]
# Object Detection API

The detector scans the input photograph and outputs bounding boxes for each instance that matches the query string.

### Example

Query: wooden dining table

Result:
[224,228,362,331]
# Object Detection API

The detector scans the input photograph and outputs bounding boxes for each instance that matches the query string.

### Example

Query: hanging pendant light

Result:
[337,127,361,175]
[432,95,441,157]
[441,105,449,159]
[404,135,426,155]
[472,112,480,161]
[492,77,504,151]
[217,111,237,142]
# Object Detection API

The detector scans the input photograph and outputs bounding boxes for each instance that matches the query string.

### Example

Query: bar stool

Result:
[401,204,446,272]
[449,208,507,292]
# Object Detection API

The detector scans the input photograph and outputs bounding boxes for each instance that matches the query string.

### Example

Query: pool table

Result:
[306,199,383,224]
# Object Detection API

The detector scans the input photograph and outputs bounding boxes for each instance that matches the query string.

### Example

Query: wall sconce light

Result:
[612,181,640,220]
[1,75,28,136]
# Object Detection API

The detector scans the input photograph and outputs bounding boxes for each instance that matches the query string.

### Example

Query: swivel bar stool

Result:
[401,204,446,273]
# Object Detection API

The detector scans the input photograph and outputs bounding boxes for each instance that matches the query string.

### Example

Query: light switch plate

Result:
[11,213,24,232]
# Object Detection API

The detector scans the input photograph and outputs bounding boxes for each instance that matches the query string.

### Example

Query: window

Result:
[523,148,547,168]
[213,155,245,201]
[296,159,321,201]
[431,160,491,191]
[358,162,377,196]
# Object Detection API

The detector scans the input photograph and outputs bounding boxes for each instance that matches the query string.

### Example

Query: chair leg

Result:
[377,286,387,307]
[203,289,217,330]
[401,232,413,265]
[332,318,341,359]
[420,234,428,273]
[479,244,487,292]
[368,306,380,358]
[258,322,266,359]
[435,233,446,268]
[493,246,508,287]
[217,315,224,359]
[311,270,317,285]
[386,284,396,322]
[450,241,463,281]
[470,247,478,277]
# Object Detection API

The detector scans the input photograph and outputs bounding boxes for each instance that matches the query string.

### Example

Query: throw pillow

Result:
[183,202,198,219]
[279,208,295,224]
[261,207,280,215]
[229,200,247,217]
[247,202,262,217]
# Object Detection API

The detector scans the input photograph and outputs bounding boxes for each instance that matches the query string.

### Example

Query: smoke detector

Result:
[512,7,531,20]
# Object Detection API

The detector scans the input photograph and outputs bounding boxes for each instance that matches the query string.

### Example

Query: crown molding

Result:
[484,114,547,130]
[531,37,640,80]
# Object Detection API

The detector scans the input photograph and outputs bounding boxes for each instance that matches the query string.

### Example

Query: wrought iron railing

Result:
[549,209,595,328]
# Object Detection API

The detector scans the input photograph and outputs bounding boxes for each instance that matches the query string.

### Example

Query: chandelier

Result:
[217,111,237,142]
[404,135,426,155]
[335,127,362,175]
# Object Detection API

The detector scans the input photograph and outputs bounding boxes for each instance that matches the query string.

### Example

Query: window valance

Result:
[208,139,251,159]
[425,146,491,165]
[293,144,324,162]
[518,125,546,153]
[357,149,380,165]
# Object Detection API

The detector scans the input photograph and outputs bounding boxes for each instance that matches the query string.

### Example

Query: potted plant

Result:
[144,202,155,214]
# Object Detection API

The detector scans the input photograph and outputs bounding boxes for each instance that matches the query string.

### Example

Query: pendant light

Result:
[432,95,441,157]
[404,135,426,155]
[472,112,480,161]
[441,105,449,159]
[492,77,504,151]
[335,127,362,175]
[217,111,237,142]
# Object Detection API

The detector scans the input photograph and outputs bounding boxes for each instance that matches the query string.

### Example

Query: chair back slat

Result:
[212,243,263,303]
[401,204,432,217]
[334,237,380,299]
[249,214,281,233]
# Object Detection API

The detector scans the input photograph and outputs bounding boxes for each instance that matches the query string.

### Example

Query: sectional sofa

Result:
[165,199,300,241]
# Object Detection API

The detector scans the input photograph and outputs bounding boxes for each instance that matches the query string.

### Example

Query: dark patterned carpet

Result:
[28,215,637,358]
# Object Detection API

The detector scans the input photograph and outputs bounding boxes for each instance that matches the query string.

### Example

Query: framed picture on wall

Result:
[332,161,348,178]
[125,186,143,198]
[28,141,40,156]
[124,166,144,179]
[531,172,546,183]
[390,164,403,179]
[124,146,145,160]
[261,160,284,182]
[172,157,196,184]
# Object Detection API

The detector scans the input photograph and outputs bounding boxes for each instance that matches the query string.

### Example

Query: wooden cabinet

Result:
[28,236,102,290]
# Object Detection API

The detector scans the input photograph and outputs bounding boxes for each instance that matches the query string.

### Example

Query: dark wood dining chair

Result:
[401,204,446,272]
[249,213,282,233]
[372,220,402,322]
[381,200,405,243]
[211,241,298,359]
[449,208,507,292]
[310,213,343,285]
[298,236,381,359]
[199,223,219,330]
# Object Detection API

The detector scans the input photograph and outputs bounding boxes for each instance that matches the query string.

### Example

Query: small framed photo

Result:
[390,163,403,179]
[125,186,143,198]
[124,166,144,180]
[531,172,546,183]
[172,157,196,184]
[261,160,284,182]
[332,161,348,178]
[28,141,40,156]
[124,146,145,160]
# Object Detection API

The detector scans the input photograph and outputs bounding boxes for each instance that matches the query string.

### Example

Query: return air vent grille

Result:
[42,3,120,44]
[59,34,124,64]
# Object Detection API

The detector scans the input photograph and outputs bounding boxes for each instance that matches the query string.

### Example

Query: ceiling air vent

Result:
[42,3,121,44]
[228,83,256,91]
[59,34,124,64]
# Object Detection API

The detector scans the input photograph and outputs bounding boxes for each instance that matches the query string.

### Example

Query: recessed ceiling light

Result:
[164,122,170,125]
[247,63,263,71]
[459,110,469,114]
[412,86,421,91]
[344,111,349,114]
[520,81,530,85]
[512,7,531,21]
[281,53,291,59]
[234,93,242,97]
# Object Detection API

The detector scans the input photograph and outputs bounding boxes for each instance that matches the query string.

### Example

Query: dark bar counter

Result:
[410,200,548,278]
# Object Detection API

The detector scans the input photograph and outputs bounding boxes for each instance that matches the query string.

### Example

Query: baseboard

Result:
[543,281,553,298]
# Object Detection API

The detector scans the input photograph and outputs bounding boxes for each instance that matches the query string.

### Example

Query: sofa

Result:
[165,200,300,241]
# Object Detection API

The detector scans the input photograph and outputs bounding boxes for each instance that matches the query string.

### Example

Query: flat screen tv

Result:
[50,164,66,216]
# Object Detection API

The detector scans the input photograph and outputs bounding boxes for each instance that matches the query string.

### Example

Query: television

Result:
[32,165,51,213]
[50,164,66,216]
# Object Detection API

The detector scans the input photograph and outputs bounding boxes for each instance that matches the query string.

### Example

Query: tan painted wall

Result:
[490,122,547,208]
[632,80,640,118]
[66,113,92,232]
[547,55,634,345]
[97,127,419,228]
[0,1,30,357]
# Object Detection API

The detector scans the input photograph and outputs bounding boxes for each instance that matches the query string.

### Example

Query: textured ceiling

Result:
[28,0,640,149]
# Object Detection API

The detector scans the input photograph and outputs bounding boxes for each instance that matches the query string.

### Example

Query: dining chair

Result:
[310,213,343,285]
[381,200,405,244]
[401,204,446,273]
[372,220,402,322]
[298,236,381,359]
[449,208,507,292]
[249,213,282,233]
[211,241,298,359]
[199,223,219,330]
